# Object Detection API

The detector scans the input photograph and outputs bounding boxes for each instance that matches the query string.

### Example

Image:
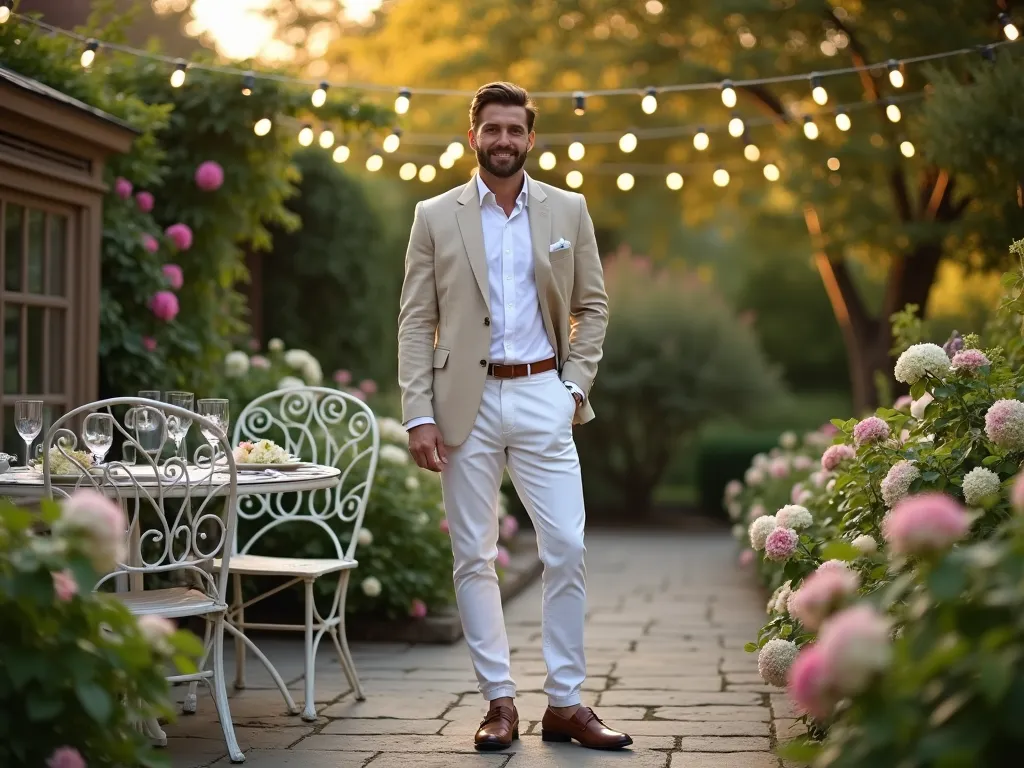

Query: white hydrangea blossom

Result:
[224,350,250,377]
[277,375,305,390]
[776,504,813,530]
[267,338,285,352]
[745,467,765,485]
[378,416,409,444]
[357,528,373,546]
[405,475,420,491]
[753,453,770,470]
[380,444,409,465]
[779,431,798,450]
[757,638,799,688]
[361,576,382,597]
[767,580,793,615]
[852,534,878,555]
[962,466,1001,506]
[894,343,951,384]
[749,515,777,551]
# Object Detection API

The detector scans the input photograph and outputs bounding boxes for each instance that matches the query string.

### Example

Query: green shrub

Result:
[695,430,787,518]
[0,496,201,767]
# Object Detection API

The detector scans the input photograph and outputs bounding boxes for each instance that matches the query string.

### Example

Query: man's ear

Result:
[467,129,477,150]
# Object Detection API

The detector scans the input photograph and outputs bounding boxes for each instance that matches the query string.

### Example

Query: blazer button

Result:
[479,360,487,367]
[483,317,490,326]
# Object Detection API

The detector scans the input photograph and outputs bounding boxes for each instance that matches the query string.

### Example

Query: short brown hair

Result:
[470,81,537,133]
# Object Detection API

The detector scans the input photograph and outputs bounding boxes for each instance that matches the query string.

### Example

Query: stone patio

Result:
[164,528,799,767]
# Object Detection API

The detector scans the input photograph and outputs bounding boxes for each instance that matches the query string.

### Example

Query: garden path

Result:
[166,529,800,767]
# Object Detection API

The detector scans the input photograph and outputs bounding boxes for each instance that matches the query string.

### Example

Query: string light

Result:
[298,124,314,147]
[254,118,272,136]
[318,129,335,149]
[713,167,731,187]
[395,88,411,115]
[666,172,684,190]
[416,164,433,182]
[312,81,329,108]
[900,139,915,157]
[827,157,841,171]
[811,74,828,105]
[399,162,418,181]
[241,72,255,96]
[80,39,98,68]
[835,108,852,131]
[887,60,904,88]
[616,172,635,191]
[743,137,761,162]
[170,60,187,88]
[641,87,658,114]
[439,151,455,169]
[0,2,10,24]
[721,80,737,108]
[332,145,350,163]
[383,129,402,153]
[763,163,781,181]
[728,114,745,138]
[886,102,902,122]
[539,150,557,170]
[365,153,383,172]
[568,141,586,161]
[693,128,710,151]
[446,141,465,159]
[618,132,638,153]
[573,92,586,116]
[803,116,820,140]
[1000,13,1019,41]
[566,170,583,189]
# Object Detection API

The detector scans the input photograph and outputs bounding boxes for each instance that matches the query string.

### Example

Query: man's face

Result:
[469,103,534,178]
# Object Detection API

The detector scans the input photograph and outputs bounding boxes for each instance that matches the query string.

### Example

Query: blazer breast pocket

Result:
[549,248,573,265]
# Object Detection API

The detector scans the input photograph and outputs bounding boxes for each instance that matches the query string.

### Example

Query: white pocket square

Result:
[549,238,571,252]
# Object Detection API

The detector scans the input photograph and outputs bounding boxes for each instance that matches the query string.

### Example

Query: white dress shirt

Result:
[405,173,582,431]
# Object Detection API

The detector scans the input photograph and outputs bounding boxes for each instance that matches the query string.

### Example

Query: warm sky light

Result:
[157,0,383,61]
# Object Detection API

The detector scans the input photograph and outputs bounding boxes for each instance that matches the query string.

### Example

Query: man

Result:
[397,81,631,752]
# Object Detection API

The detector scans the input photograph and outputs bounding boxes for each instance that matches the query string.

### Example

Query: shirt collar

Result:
[476,171,530,208]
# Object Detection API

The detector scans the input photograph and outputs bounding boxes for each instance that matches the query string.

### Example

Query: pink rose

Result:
[334,369,353,385]
[149,291,179,322]
[409,598,428,619]
[162,263,184,290]
[136,191,155,213]
[165,223,193,251]
[359,379,378,395]
[52,569,78,602]
[47,747,86,768]
[496,546,511,568]
[439,518,450,534]
[194,160,225,191]
[142,234,159,253]
[114,177,133,200]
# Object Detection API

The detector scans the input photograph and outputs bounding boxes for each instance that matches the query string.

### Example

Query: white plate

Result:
[234,462,307,471]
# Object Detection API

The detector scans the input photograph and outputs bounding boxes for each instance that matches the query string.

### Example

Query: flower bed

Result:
[726,240,1024,763]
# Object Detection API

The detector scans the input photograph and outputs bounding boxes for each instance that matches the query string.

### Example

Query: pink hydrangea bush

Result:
[985,399,1024,451]
[882,492,970,556]
[788,563,861,631]
[821,443,855,471]
[764,526,799,562]
[853,416,890,446]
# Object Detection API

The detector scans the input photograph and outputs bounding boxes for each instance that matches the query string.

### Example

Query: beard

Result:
[476,145,528,178]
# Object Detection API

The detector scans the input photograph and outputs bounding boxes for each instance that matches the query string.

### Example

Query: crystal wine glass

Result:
[14,400,43,467]
[165,391,194,460]
[197,399,230,459]
[83,413,114,465]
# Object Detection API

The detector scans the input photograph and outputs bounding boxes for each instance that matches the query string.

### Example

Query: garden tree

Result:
[254,0,1019,412]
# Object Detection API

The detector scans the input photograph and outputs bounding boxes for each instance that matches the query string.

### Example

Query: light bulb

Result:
[618,132,638,153]
[811,75,828,105]
[0,4,10,24]
[447,141,465,159]
[241,72,255,96]
[312,81,329,108]
[439,151,455,169]
[418,164,437,182]
[886,103,902,123]
[318,129,335,149]
[641,87,658,114]
[900,140,915,157]
[332,145,350,163]
[728,115,745,138]
[693,129,710,151]
[566,170,583,189]
[827,157,840,171]
[254,118,272,136]
[803,117,819,140]
[721,81,737,108]
[666,172,684,190]
[170,61,187,88]
[366,153,383,172]
[539,150,557,170]
[713,168,730,187]
[616,173,635,191]
[573,92,586,116]
[1000,13,1019,41]
[298,125,314,146]
[80,40,98,68]
[395,88,411,115]
[383,131,401,153]
[888,60,904,88]
[744,143,760,162]
[835,110,852,131]
[568,141,585,161]
[399,162,418,181]
[763,163,780,181]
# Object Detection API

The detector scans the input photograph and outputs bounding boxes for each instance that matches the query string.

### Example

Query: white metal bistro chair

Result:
[41,397,247,763]
[217,387,379,722]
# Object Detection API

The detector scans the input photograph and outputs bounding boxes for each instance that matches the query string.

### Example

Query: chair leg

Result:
[209,615,246,763]
[183,618,213,714]
[329,571,365,701]
[301,579,317,722]
[224,622,300,715]
[232,573,246,690]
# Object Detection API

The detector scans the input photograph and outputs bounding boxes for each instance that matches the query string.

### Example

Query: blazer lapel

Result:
[455,181,490,312]
[527,178,558,352]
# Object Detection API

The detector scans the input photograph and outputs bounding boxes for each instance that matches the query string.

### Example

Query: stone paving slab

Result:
[162,529,791,766]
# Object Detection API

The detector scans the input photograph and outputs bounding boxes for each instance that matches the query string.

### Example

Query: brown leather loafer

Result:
[541,706,633,750]
[474,704,519,751]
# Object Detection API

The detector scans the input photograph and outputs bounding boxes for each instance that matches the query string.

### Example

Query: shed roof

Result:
[0,65,138,134]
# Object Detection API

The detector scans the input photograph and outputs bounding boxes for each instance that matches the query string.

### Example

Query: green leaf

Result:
[26,691,63,722]
[75,680,112,724]
[820,540,861,562]
[743,642,758,653]
[779,624,793,638]
[928,558,967,601]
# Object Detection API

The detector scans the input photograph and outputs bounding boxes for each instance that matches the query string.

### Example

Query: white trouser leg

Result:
[504,371,587,708]
[440,379,515,701]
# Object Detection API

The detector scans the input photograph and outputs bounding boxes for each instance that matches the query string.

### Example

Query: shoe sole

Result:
[475,729,519,751]
[541,731,633,750]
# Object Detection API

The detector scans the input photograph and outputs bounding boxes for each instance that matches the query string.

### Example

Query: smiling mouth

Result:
[490,151,516,160]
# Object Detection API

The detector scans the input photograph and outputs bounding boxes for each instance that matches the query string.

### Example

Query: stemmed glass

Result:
[83,413,114,466]
[198,399,230,460]
[166,391,194,461]
[14,400,43,467]
[134,390,164,458]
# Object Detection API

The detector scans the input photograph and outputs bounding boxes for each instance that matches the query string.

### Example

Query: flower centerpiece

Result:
[33,446,95,476]
[233,439,292,465]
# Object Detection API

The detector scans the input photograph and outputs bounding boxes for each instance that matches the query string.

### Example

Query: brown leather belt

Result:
[488,356,557,379]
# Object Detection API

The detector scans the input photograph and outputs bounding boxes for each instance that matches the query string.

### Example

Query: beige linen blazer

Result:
[397,174,609,447]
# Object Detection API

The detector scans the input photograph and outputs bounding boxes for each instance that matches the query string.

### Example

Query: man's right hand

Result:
[408,423,448,472]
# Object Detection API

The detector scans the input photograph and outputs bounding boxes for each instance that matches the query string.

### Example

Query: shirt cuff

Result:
[404,416,436,431]
[563,381,585,403]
